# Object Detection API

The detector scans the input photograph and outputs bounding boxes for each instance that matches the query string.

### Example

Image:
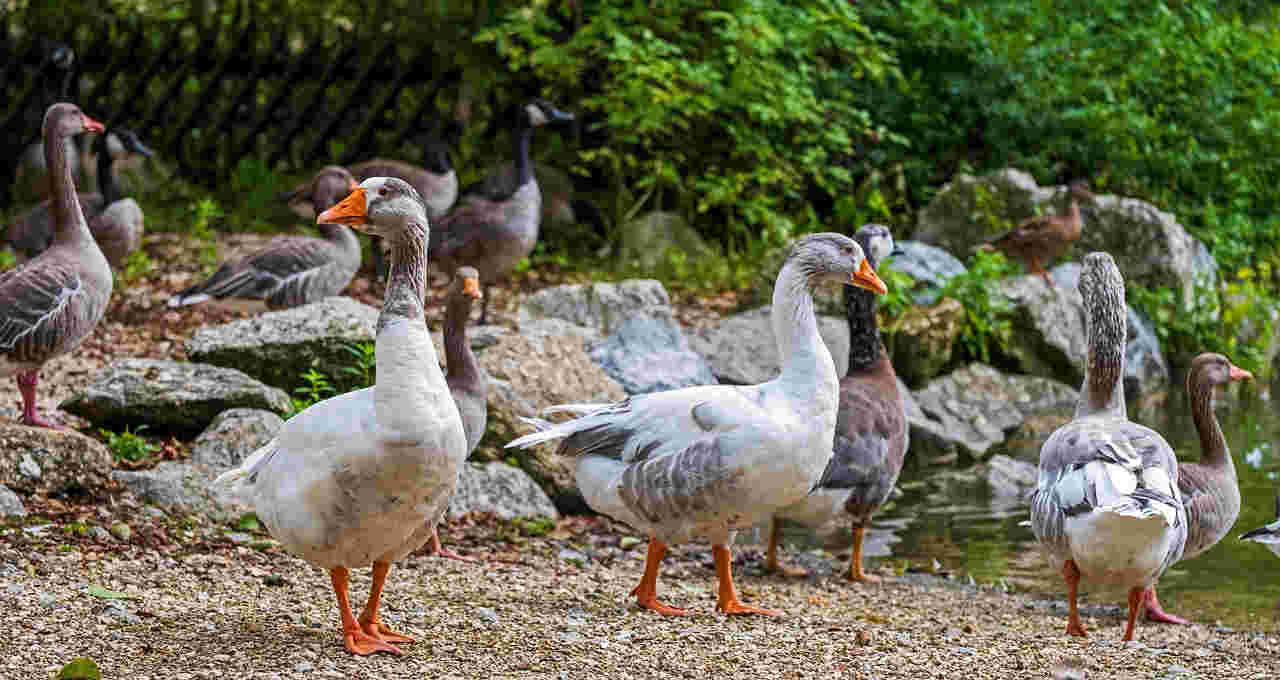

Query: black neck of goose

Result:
[46,118,91,245]
[444,289,481,384]
[96,137,120,205]
[512,123,534,188]
[845,284,881,372]
[378,221,428,330]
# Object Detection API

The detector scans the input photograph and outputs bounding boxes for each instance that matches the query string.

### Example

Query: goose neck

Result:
[97,138,120,206]
[845,285,882,372]
[771,260,837,389]
[47,124,92,245]
[444,291,481,385]
[1190,375,1233,472]
[378,221,429,330]
[1077,306,1127,419]
[512,125,534,188]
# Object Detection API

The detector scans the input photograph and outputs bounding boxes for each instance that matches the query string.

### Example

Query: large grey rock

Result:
[518,279,672,335]
[61,359,291,436]
[915,168,1216,307]
[884,297,965,388]
[690,307,850,385]
[910,363,1079,460]
[112,462,210,511]
[185,296,378,392]
[448,461,559,520]
[616,211,716,269]
[589,315,717,395]
[981,454,1039,499]
[885,240,967,305]
[0,484,26,518]
[1125,306,1171,401]
[189,408,284,472]
[0,425,114,495]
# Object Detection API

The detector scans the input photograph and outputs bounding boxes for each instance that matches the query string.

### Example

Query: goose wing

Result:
[0,256,94,364]
[170,235,337,306]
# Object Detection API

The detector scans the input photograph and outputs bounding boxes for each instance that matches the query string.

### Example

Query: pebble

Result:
[104,601,141,625]
[558,549,588,565]
[619,536,643,550]
[476,607,500,624]
[140,506,167,519]
[225,532,253,546]
[294,662,314,673]
[89,527,111,542]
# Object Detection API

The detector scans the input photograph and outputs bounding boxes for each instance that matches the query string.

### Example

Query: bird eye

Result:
[842,246,854,255]
[378,187,389,197]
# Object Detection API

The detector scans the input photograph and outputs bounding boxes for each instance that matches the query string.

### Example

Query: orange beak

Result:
[82,114,105,134]
[317,187,368,227]
[462,277,482,300]
[850,259,887,296]
[1229,365,1253,382]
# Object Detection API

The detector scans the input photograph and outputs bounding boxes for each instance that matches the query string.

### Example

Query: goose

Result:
[765,224,908,582]
[213,177,467,656]
[507,233,887,616]
[1240,495,1280,559]
[6,129,155,266]
[1142,352,1253,624]
[424,266,486,563]
[168,166,361,309]
[984,180,1095,287]
[431,99,574,322]
[1030,252,1186,641]
[0,103,111,428]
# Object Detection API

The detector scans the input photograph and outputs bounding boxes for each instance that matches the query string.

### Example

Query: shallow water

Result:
[763,389,1280,633]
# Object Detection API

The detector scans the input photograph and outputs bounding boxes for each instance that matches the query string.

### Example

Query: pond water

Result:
[763,389,1280,633]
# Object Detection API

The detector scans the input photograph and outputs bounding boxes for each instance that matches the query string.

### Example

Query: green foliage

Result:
[289,368,335,418]
[512,517,556,537]
[98,426,155,463]
[0,248,15,272]
[189,198,222,269]
[287,343,376,417]
[234,512,263,532]
[939,250,1016,363]
[118,248,154,285]
[339,341,376,391]
[877,264,916,322]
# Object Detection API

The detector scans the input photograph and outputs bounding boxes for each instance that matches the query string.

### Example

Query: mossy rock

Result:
[884,298,966,388]
[57,658,101,680]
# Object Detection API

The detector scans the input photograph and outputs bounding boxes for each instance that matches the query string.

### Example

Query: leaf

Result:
[235,513,262,532]
[86,585,141,601]
[57,658,101,680]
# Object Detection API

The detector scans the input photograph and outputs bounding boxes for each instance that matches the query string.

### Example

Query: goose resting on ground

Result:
[1240,495,1280,559]
[0,103,111,428]
[168,166,360,309]
[214,177,467,656]
[1030,252,1186,641]
[766,224,908,582]
[508,233,887,616]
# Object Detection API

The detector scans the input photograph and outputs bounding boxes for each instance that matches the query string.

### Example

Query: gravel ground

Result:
[3,509,1277,680]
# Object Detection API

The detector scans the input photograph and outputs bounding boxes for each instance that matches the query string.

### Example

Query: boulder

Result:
[0,484,26,517]
[883,298,965,388]
[589,315,717,395]
[689,306,850,385]
[0,425,114,495]
[476,325,626,514]
[518,279,672,335]
[60,359,291,436]
[909,363,1079,460]
[185,296,378,393]
[112,462,211,512]
[914,168,1049,254]
[616,211,717,270]
[884,240,967,305]
[189,408,284,472]
[980,454,1039,500]
[447,461,559,520]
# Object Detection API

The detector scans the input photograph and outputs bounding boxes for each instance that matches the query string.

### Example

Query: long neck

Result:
[845,285,882,372]
[771,260,836,388]
[97,141,120,205]
[1190,374,1233,471]
[319,222,359,253]
[444,291,481,385]
[1077,312,1127,419]
[512,124,534,188]
[47,125,92,245]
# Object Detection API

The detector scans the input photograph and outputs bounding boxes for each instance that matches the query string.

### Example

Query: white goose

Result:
[1030,252,1186,641]
[1241,495,1280,559]
[507,233,887,616]
[214,177,466,656]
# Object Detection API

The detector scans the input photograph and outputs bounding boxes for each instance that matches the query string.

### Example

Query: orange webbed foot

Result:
[1066,621,1088,638]
[765,562,809,579]
[635,597,691,617]
[847,569,882,584]
[717,599,782,617]
[361,619,416,644]
[344,626,405,656]
[432,546,479,564]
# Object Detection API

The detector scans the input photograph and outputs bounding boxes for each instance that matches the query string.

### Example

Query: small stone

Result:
[0,484,26,518]
[618,536,643,550]
[293,662,314,673]
[140,506,167,520]
[475,607,499,625]
[558,631,584,643]
[109,523,132,542]
[225,532,253,546]
[88,527,110,542]
[18,454,40,479]
[558,549,588,566]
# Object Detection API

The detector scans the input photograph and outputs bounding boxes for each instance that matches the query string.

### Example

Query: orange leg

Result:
[1142,586,1190,625]
[358,561,415,645]
[329,567,403,656]
[1063,560,1087,637]
[764,521,807,578]
[629,537,689,616]
[427,531,479,563]
[1123,586,1145,642]
[847,525,882,583]
[715,544,781,617]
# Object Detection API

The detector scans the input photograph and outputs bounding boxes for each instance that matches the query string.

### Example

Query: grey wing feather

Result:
[617,433,743,527]
[0,258,87,363]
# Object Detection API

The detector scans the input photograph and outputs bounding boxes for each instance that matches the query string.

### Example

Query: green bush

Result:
[939,250,1016,364]
[99,426,155,463]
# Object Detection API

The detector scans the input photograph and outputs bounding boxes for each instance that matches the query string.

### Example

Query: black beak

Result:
[891,244,906,257]
[130,137,156,158]
[546,105,575,123]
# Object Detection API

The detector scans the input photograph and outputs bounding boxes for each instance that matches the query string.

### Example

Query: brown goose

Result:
[168,166,361,310]
[766,224,908,582]
[425,266,487,562]
[431,100,574,322]
[0,103,111,428]
[985,180,1095,287]
[1142,352,1252,625]
[5,129,154,266]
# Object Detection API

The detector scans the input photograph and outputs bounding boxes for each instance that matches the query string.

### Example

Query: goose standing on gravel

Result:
[214,177,467,656]
[508,234,888,616]
[765,224,908,582]
[1241,496,1280,559]
[0,103,111,428]
[431,100,573,322]
[168,166,361,310]
[1030,252,1186,641]
[1143,353,1253,624]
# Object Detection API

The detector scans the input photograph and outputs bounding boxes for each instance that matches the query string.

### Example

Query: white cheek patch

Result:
[872,236,893,264]
[526,104,548,126]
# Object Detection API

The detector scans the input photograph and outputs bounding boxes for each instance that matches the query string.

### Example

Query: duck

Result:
[1142,353,1253,624]
[507,233,888,616]
[1240,495,1280,559]
[765,224,909,582]
[0,103,111,428]
[168,166,361,310]
[984,180,1095,287]
[6,129,155,266]
[1030,252,1186,641]
[430,99,574,323]
[424,266,487,563]
[213,177,467,656]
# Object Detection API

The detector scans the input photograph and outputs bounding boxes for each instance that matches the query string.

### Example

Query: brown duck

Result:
[985,180,1095,286]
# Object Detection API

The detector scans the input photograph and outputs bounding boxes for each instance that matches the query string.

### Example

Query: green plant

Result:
[939,250,1016,363]
[99,426,155,463]
[118,248,154,285]
[877,265,916,321]
[189,198,223,270]
[339,341,376,390]
[289,368,336,418]
[0,248,15,272]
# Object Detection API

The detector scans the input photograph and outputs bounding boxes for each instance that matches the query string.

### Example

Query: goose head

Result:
[520,99,574,129]
[96,128,156,161]
[1187,353,1253,392]
[852,223,904,270]
[317,176,426,236]
[44,102,104,138]
[453,266,482,301]
[310,166,359,215]
[1079,252,1127,377]
[790,232,887,295]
